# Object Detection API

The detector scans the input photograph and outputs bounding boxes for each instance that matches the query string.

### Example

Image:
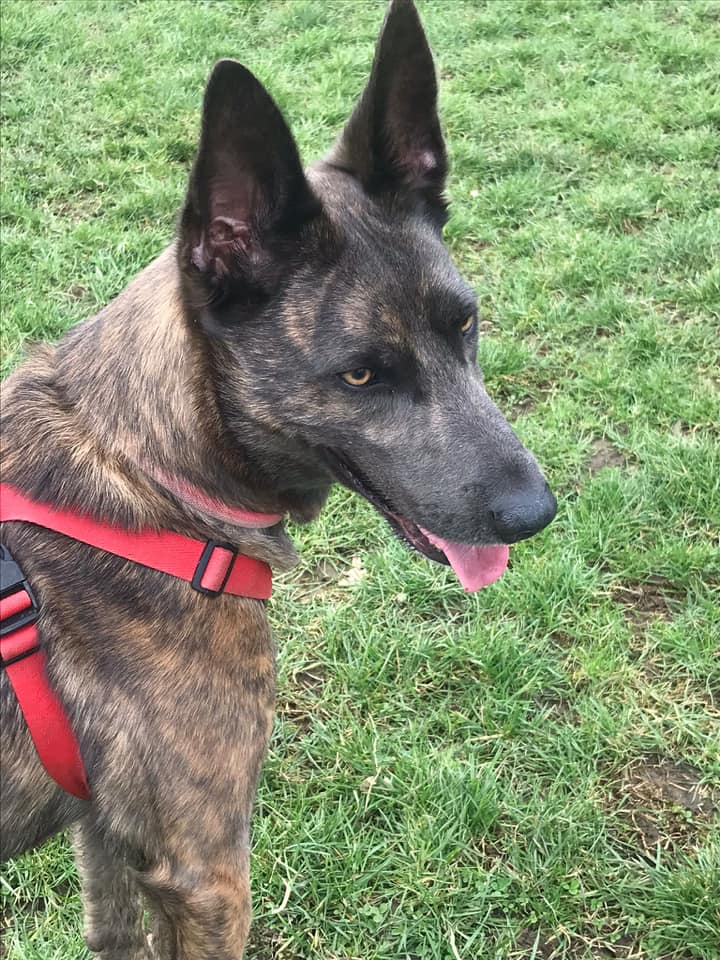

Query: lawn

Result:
[1,1,719,958]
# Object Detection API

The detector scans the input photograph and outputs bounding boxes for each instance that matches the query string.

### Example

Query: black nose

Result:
[489,483,557,544]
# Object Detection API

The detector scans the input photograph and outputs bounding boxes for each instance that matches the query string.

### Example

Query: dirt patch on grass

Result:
[276,696,314,735]
[532,688,575,721]
[292,663,326,692]
[64,283,89,301]
[514,928,641,958]
[588,438,627,474]
[492,367,562,417]
[670,419,693,437]
[509,397,537,419]
[625,759,717,817]
[245,922,298,960]
[549,631,577,650]
[277,663,328,736]
[514,927,555,958]
[611,575,684,628]
[612,758,719,855]
[281,555,371,603]
[282,558,344,603]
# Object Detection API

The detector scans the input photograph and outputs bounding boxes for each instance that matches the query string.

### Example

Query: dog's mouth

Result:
[327,453,509,592]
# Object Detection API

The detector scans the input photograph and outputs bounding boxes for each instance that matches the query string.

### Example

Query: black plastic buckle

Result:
[0,543,40,644]
[191,540,238,597]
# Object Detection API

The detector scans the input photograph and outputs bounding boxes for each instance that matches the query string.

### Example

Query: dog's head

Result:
[178,0,556,590]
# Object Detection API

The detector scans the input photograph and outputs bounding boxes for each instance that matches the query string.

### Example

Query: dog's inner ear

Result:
[181,60,319,297]
[327,0,447,220]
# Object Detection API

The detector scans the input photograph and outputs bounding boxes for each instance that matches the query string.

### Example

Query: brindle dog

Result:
[1,1,556,956]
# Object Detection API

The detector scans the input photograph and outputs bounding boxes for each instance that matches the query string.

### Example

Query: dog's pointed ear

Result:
[180,60,320,297]
[327,0,447,221]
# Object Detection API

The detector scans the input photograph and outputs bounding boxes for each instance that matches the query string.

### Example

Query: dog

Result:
[0,1,556,956]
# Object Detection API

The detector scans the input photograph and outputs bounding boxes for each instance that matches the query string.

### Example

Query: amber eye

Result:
[460,315,476,335]
[340,367,375,387]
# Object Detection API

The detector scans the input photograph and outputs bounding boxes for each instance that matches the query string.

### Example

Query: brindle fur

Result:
[1,2,555,956]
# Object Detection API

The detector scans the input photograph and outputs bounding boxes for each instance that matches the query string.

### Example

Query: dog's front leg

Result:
[139,852,252,960]
[73,820,154,960]
[132,709,272,958]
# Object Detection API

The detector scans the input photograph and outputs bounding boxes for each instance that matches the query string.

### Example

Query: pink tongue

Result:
[420,529,510,592]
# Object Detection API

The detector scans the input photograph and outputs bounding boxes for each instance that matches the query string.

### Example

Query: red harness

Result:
[0,483,275,800]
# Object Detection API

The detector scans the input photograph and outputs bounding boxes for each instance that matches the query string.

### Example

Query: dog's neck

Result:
[9,246,305,569]
[147,469,284,530]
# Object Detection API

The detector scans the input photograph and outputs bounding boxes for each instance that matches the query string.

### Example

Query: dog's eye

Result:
[340,368,375,387]
[460,315,476,336]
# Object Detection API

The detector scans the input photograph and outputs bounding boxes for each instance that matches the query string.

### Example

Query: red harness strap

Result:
[0,566,90,799]
[0,483,274,800]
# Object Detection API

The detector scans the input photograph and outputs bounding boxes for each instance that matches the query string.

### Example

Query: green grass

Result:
[2,1,719,957]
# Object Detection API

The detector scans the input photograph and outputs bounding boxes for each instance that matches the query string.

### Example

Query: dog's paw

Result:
[83,931,156,960]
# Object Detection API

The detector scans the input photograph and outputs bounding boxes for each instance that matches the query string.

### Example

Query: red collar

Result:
[150,469,284,530]
[0,483,273,599]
